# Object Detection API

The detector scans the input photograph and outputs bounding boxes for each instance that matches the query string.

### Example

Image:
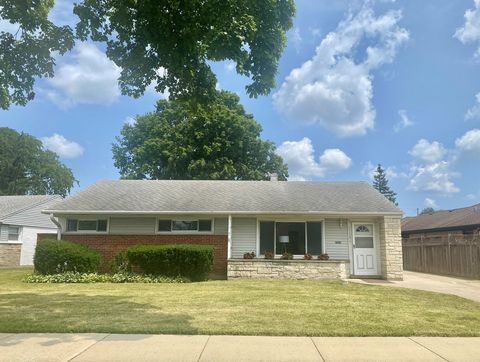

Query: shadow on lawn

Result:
[0,292,197,339]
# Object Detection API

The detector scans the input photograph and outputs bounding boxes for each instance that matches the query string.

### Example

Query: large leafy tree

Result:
[0,127,76,196]
[0,0,75,109]
[74,0,295,101]
[113,91,288,180]
[373,164,398,206]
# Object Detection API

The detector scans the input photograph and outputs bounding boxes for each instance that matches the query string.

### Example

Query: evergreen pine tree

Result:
[373,164,398,205]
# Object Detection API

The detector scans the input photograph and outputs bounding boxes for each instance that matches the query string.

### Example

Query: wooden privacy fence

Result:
[402,234,480,278]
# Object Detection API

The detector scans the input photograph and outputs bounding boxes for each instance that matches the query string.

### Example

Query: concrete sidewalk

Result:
[1,334,479,362]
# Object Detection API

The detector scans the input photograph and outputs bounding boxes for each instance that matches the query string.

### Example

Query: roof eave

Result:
[43,209,403,216]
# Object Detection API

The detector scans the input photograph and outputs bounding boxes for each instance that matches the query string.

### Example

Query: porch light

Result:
[279,235,289,253]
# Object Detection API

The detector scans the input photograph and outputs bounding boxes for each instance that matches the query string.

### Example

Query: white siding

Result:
[2,198,60,229]
[325,218,349,260]
[231,218,257,258]
[109,217,156,234]
[214,218,228,235]
[0,225,7,242]
[19,226,55,265]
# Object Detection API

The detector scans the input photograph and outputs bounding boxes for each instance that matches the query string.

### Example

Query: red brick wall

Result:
[38,233,227,278]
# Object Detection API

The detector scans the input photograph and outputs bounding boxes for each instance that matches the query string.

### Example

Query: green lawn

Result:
[1,268,479,336]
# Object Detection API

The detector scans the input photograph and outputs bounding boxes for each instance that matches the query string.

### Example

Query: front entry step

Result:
[349,275,382,279]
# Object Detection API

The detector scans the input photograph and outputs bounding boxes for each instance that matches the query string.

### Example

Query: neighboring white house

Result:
[0,195,61,266]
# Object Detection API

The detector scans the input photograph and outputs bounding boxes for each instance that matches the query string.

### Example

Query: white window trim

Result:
[64,218,110,234]
[5,225,22,243]
[256,219,325,258]
[155,217,215,235]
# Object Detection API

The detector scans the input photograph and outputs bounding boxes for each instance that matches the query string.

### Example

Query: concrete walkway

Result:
[347,271,480,302]
[1,334,479,362]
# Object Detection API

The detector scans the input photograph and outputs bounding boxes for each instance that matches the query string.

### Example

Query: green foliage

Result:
[110,250,131,274]
[74,0,295,102]
[34,239,101,275]
[126,244,214,281]
[420,207,435,215]
[112,91,288,180]
[24,271,186,283]
[0,127,76,196]
[373,164,398,205]
[280,252,293,260]
[264,251,274,259]
[0,0,74,109]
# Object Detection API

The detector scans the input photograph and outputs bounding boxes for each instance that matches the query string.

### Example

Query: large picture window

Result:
[259,221,323,256]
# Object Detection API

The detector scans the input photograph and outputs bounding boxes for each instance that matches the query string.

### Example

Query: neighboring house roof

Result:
[0,195,62,228]
[43,180,402,215]
[402,203,480,234]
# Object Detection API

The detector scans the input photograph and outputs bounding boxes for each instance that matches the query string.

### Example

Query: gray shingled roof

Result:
[44,180,402,215]
[402,203,480,233]
[0,195,61,220]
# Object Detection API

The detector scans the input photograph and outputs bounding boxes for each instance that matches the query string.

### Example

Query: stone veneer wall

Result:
[379,216,403,280]
[0,243,21,266]
[228,259,350,280]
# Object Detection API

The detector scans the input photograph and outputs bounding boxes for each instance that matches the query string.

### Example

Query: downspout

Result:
[227,215,232,259]
[49,214,62,240]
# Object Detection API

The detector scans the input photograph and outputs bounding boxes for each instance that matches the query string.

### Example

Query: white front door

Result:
[353,223,377,276]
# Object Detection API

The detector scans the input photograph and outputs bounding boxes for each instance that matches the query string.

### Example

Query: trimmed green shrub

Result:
[24,272,187,284]
[110,250,131,273]
[34,239,101,275]
[126,244,214,281]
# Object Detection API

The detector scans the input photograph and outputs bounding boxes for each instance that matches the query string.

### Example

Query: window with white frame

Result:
[354,224,374,248]
[67,219,108,232]
[259,221,322,255]
[7,226,19,241]
[158,219,213,232]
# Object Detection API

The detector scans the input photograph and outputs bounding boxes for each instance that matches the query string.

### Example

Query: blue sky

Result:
[1,0,480,216]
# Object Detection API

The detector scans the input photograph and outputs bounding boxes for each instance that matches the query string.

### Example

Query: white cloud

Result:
[455,128,480,155]
[424,198,437,208]
[394,109,413,132]
[289,27,302,52]
[44,42,121,109]
[408,161,460,194]
[224,62,236,72]
[276,137,352,180]
[361,161,400,180]
[465,93,480,120]
[41,134,84,159]
[124,116,136,126]
[273,5,409,137]
[454,0,480,58]
[409,139,446,163]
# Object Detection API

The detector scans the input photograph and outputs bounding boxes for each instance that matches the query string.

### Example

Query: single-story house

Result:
[402,203,480,238]
[0,195,61,266]
[41,179,404,280]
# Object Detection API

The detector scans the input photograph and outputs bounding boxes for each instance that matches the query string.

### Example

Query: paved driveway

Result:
[348,271,480,302]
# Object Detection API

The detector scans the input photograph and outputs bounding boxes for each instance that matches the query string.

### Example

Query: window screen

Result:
[97,220,108,232]
[78,220,97,231]
[67,219,78,232]
[198,219,212,232]
[172,220,198,231]
[259,221,274,254]
[307,222,322,254]
[158,219,172,232]
[7,227,19,241]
